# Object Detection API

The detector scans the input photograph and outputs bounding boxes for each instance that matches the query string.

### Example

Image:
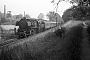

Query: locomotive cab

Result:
[26,18,39,35]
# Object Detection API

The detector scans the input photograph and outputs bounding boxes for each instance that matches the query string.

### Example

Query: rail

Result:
[0,25,60,49]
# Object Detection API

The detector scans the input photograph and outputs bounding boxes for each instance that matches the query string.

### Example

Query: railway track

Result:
[0,38,25,48]
[0,26,59,49]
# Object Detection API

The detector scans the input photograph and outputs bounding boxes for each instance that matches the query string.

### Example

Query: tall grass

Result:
[0,27,61,60]
[65,25,83,60]
[0,25,83,60]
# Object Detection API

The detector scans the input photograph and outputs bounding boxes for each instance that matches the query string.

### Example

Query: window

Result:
[27,22,31,26]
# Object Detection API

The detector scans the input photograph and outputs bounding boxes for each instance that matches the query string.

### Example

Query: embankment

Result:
[0,24,83,60]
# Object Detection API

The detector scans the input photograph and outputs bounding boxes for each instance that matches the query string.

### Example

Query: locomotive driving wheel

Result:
[31,29,36,35]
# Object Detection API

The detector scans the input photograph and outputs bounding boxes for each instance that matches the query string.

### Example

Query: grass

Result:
[0,28,17,42]
[0,24,84,60]
[0,27,61,60]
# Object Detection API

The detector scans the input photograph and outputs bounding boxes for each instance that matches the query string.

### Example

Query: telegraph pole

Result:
[51,0,60,26]
[56,5,58,26]
[55,3,59,26]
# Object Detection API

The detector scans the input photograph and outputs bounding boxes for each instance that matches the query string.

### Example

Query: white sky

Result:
[0,0,73,18]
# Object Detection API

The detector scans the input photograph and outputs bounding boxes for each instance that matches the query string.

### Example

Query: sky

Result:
[0,0,73,18]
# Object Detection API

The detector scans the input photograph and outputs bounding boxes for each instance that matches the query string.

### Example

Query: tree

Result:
[52,0,90,22]
[51,0,90,8]
[37,13,44,19]
[0,12,4,18]
[51,0,90,6]
[46,11,55,21]
[25,14,31,18]
[6,11,12,18]
[15,14,23,19]
[47,11,64,24]
[62,4,90,22]
[62,8,74,22]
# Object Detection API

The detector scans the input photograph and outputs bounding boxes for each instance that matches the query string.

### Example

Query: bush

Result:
[1,17,6,23]
[62,6,90,22]
[1,17,11,24]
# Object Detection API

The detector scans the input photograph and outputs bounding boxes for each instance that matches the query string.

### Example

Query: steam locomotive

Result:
[14,18,45,38]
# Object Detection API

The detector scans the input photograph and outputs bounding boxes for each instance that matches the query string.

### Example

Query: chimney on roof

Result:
[24,11,25,17]
[4,5,6,18]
